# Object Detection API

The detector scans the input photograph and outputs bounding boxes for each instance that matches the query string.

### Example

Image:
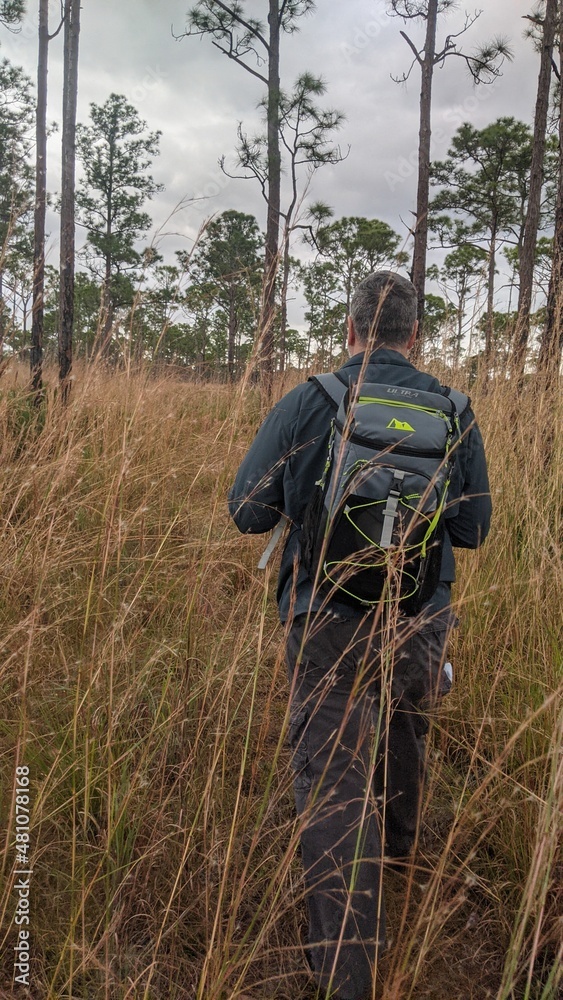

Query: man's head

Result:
[348,270,418,357]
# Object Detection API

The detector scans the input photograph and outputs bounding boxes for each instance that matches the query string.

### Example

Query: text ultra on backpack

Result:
[301,373,467,615]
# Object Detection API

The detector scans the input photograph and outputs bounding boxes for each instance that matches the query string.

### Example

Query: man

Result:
[228,271,491,1000]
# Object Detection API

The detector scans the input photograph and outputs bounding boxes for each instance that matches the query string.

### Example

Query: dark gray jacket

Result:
[228,349,492,622]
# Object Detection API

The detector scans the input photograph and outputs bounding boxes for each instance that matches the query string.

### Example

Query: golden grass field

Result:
[0,361,561,999]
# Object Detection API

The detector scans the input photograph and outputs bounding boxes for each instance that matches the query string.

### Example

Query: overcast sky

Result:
[1,0,544,323]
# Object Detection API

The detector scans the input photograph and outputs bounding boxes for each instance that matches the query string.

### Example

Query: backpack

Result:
[301,372,468,615]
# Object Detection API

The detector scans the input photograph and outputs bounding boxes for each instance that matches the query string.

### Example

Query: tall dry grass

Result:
[0,361,561,999]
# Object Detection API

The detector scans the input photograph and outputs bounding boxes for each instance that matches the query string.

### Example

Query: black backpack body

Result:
[301,373,466,615]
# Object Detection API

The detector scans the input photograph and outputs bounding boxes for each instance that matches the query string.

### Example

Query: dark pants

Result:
[286,609,454,1000]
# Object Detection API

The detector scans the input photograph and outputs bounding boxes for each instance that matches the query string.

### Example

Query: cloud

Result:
[2,0,543,294]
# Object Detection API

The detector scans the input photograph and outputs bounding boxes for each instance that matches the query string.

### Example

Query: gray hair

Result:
[350,271,417,347]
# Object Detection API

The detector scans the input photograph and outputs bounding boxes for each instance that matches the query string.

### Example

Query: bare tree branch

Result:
[391,56,419,84]
[48,15,65,40]
[400,29,423,64]
[211,38,268,82]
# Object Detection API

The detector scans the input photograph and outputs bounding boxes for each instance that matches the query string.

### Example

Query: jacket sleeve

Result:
[228,389,301,534]
[445,409,492,549]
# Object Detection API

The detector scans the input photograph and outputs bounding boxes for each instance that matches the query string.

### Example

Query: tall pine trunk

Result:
[59,0,81,399]
[31,0,49,393]
[100,172,114,357]
[455,287,465,368]
[258,0,281,393]
[411,0,438,360]
[227,284,237,380]
[0,271,5,360]
[484,220,498,375]
[280,169,299,372]
[98,132,115,358]
[539,2,563,381]
[279,233,290,373]
[540,205,563,377]
[100,253,113,355]
[512,0,556,380]
[98,190,114,357]
[539,93,563,372]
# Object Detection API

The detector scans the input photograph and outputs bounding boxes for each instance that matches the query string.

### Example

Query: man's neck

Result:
[351,342,409,359]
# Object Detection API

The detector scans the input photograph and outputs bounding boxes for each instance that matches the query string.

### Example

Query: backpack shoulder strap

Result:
[308,372,348,411]
[441,385,471,419]
[310,373,471,420]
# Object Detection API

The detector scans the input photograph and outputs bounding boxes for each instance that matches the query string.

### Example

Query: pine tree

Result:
[59,0,81,396]
[309,215,406,348]
[0,58,34,357]
[76,94,163,356]
[388,0,511,354]
[513,0,558,378]
[184,0,315,388]
[184,210,263,379]
[540,0,563,378]
[232,72,344,369]
[0,0,25,27]
[430,119,533,375]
